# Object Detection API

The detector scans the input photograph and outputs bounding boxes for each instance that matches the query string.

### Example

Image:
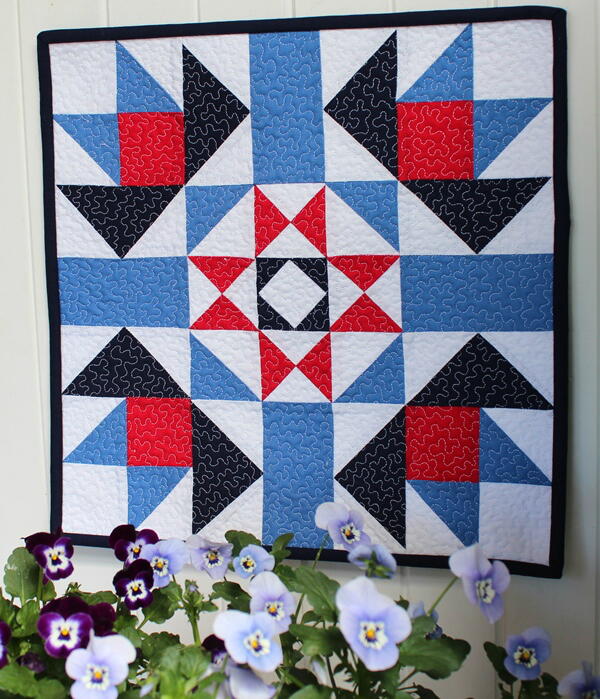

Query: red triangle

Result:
[254,187,289,255]
[292,187,327,255]
[191,296,256,331]
[328,255,399,291]
[259,333,295,399]
[297,333,332,400]
[330,294,402,333]
[190,256,253,293]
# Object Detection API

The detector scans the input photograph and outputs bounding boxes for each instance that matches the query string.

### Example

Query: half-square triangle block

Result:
[128,466,189,527]
[65,401,127,466]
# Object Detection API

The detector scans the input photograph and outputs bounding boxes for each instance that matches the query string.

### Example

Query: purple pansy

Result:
[202,634,228,667]
[113,559,154,610]
[187,535,233,580]
[66,633,136,699]
[232,545,274,579]
[408,601,443,640]
[449,543,510,624]
[226,663,276,699]
[141,538,188,588]
[109,524,158,567]
[558,662,600,698]
[17,651,45,674]
[42,597,115,638]
[214,610,282,673]
[0,621,11,669]
[315,502,371,551]
[37,597,93,659]
[335,577,412,671]
[24,531,74,582]
[348,544,397,579]
[504,627,551,681]
[248,571,295,633]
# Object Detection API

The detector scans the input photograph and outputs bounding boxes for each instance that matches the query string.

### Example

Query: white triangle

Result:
[258,183,322,221]
[331,332,398,400]
[265,368,327,403]
[366,261,402,327]
[190,330,261,399]
[398,183,474,255]
[480,179,554,254]
[402,332,475,403]
[479,102,553,178]
[326,187,396,255]
[261,224,323,258]
[62,396,124,457]
[405,483,463,555]
[129,327,190,396]
[324,113,395,182]
[56,189,118,259]
[189,189,254,257]
[126,189,187,258]
[140,469,192,539]
[186,117,254,187]
[327,263,363,325]
[263,330,325,364]
[483,408,553,481]
[194,400,264,469]
[188,259,220,326]
[482,331,553,403]
[54,121,116,186]
[120,37,183,109]
[223,262,259,328]
[333,403,402,474]
[61,325,120,390]
[198,478,263,542]
[396,24,466,99]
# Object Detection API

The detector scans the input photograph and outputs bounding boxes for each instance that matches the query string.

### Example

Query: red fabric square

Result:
[119,112,185,186]
[127,398,192,466]
[406,406,479,482]
[397,101,473,180]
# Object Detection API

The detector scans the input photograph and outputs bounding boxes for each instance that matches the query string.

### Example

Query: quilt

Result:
[38,6,568,577]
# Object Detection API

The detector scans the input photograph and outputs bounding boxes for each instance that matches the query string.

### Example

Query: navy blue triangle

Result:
[410,481,479,545]
[65,401,127,465]
[186,185,251,252]
[337,336,404,403]
[190,335,258,401]
[128,466,189,526]
[399,25,473,102]
[117,42,180,113]
[479,411,550,485]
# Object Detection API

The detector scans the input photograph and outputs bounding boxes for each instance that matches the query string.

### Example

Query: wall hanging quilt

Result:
[38,5,568,577]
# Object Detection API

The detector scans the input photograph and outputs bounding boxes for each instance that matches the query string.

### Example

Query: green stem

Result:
[293,534,329,621]
[427,577,457,615]
[187,610,201,645]
[325,655,338,691]
[137,616,150,631]
[398,668,418,689]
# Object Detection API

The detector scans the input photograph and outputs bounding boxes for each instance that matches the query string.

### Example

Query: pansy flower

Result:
[233,545,274,579]
[66,633,136,699]
[335,577,411,671]
[407,601,443,640]
[0,621,11,669]
[141,538,188,588]
[187,535,233,580]
[109,524,158,567]
[449,543,510,624]
[42,597,115,639]
[248,571,294,633]
[37,597,93,658]
[348,543,397,579]
[226,663,276,699]
[504,627,551,681]
[113,559,154,610]
[202,634,227,667]
[17,651,45,674]
[558,661,600,698]
[315,502,371,551]
[24,531,74,582]
[214,610,282,673]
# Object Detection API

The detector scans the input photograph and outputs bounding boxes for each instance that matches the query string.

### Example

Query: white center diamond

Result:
[259,261,326,328]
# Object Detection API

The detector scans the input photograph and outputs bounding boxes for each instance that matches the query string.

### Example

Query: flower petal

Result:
[315,502,348,530]
[449,544,491,579]
[227,665,275,699]
[491,560,511,594]
[65,648,91,680]
[90,633,136,665]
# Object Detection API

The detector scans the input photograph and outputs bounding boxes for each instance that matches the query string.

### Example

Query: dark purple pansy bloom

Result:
[109,524,158,567]
[202,634,227,667]
[504,627,551,681]
[17,652,45,674]
[24,531,74,582]
[0,621,11,669]
[37,597,93,658]
[42,597,115,638]
[113,559,154,610]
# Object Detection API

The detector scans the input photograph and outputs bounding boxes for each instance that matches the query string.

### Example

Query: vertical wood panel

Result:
[107,0,198,26]
[198,0,293,22]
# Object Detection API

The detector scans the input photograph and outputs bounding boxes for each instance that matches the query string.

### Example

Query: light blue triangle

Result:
[410,481,479,546]
[54,114,120,183]
[327,182,398,250]
[65,402,126,466]
[186,185,251,252]
[117,42,180,113]
[399,25,473,102]
[337,336,404,403]
[128,466,189,526]
[190,335,258,401]
[474,99,552,176]
[479,411,550,485]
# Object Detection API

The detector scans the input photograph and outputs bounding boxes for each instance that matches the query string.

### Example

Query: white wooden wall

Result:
[0,1,597,697]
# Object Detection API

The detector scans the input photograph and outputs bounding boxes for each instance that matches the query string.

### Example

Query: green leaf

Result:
[224,530,261,556]
[520,679,543,699]
[410,615,436,637]
[541,673,560,697]
[0,665,38,697]
[13,600,39,638]
[141,632,181,660]
[288,688,331,699]
[400,634,470,680]
[179,646,209,678]
[143,584,181,624]
[483,641,516,685]
[36,678,67,699]
[0,594,17,624]
[414,687,441,699]
[271,533,294,565]
[301,610,321,624]
[290,567,339,622]
[4,549,40,603]
[210,581,250,612]
[394,693,413,699]
[289,623,344,657]
[155,644,181,672]
[118,624,143,649]
[79,590,118,605]
[275,565,297,590]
